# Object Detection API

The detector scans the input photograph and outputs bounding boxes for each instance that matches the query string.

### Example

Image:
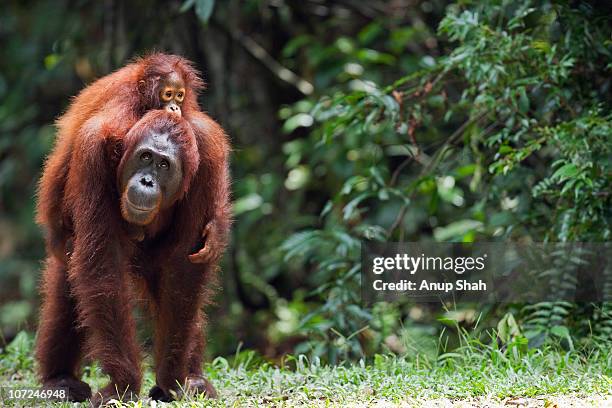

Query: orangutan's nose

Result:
[165,102,181,116]
[140,175,154,188]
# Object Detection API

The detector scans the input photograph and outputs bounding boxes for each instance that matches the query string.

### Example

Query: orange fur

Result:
[35,54,230,404]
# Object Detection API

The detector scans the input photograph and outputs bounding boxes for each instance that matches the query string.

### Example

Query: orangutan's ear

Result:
[137,80,146,94]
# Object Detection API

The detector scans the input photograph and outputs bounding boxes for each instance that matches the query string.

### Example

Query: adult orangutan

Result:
[35,57,230,406]
[36,53,216,266]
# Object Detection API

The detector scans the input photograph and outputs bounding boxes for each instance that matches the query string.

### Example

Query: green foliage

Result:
[0,331,34,374]
[282,1,611,360]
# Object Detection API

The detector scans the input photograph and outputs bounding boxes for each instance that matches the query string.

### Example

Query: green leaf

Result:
[552,163,579,182]
[282,35,312,58]
[283,113,314,133]
[343,192,373,221]
[194,0,215,23]
[320,200,333,218]
[179,0,196,12]
[358,22,384,45]
[518,87,530,114]
[433,220,483,241]
[232,193,263,216]
[438,352,463,361]
[550,325,570,339]
[497,312,521,343]
[44,54,61,70]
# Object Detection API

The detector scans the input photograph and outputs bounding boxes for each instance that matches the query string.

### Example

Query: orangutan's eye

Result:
[140,152,152,162]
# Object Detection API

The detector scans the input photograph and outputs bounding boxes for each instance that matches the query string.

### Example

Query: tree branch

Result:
[231,30,314,95]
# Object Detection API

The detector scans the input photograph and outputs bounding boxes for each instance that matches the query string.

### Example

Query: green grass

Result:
[0,332,610,407]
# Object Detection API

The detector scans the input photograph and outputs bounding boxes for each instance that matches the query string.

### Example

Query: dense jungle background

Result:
[0,0,610,366]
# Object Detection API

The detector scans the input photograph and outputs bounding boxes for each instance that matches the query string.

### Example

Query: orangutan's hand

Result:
[188,221,221,264]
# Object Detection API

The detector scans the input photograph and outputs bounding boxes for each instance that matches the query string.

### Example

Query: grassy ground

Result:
[0,332,610,407]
